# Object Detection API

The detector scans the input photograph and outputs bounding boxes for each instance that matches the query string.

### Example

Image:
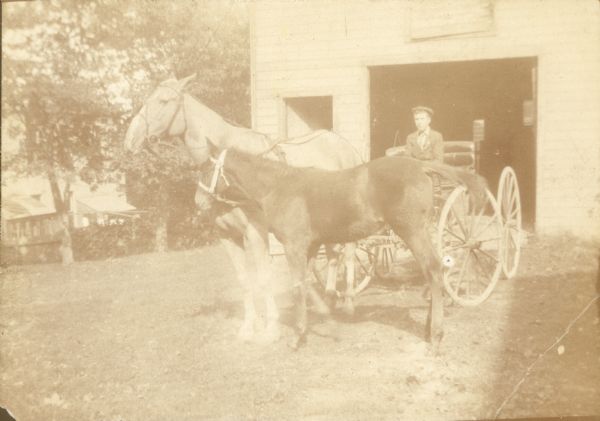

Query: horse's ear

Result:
[177,73,197,91]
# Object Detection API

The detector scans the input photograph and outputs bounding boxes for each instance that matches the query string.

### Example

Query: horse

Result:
[123,74,364,342]
[197,147,489,351]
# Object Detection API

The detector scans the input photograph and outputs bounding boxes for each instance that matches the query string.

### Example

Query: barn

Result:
[249,0,600,238]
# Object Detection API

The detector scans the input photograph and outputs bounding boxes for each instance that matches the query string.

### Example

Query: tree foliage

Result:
[2,0,250,257]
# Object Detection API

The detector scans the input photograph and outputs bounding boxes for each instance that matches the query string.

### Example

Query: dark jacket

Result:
[405,129,444,163]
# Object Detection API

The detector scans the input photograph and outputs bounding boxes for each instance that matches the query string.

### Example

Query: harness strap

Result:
[271,144,287,164]
[197,149,229,194]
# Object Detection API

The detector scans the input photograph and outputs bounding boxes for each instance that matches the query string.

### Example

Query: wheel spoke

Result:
[450,206,468,238]
[473,214,498,238]
[471,252,494,297]
[509,206,520,218]
[508,229,520,248]
[444,226,465,242]
[444,243,471,252]
[475,247,499,263]
[472,249,494,272]
[454,251,471,294]
[470,204,486,237]
[509,189,518,208]
[357,257,371,274]
[478,236,502,243]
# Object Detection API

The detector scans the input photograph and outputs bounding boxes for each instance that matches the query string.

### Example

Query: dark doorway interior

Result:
[370,57,537,226]
[285,96,333,138]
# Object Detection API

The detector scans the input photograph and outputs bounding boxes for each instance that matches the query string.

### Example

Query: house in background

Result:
[71,190,137,228]
[1,176,138,264]
[1,194,63,263]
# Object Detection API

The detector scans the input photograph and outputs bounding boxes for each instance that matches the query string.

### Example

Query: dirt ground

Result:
[1,235,599,421]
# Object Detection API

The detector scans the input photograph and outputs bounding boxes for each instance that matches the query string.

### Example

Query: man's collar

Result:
[418,127,431,136]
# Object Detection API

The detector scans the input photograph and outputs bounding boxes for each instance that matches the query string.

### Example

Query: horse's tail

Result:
[419,161,489,208]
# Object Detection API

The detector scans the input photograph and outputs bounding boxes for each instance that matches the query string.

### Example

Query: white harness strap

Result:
[198,149,229,194]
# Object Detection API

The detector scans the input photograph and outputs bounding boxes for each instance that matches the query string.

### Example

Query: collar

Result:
[418,127,431,136]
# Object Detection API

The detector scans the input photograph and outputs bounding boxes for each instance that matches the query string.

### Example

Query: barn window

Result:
[284,96,333,138]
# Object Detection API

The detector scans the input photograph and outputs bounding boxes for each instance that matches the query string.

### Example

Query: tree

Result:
[2,1,131,263]
[2,0,250,259]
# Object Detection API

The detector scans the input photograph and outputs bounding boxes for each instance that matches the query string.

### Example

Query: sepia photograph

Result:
[1,0,599,420]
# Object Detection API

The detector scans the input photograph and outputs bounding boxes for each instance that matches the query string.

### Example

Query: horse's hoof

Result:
[263,322,281,343]
[313,298,332,316]
[288,333,307,350]
[343,298,355,316]
[237,324,255,342]
[325,290,337,310]
[429,341,442,357]
[428,330,444,356]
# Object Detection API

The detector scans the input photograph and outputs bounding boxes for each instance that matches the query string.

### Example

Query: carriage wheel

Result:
[437,185,503,306]
[367,232,404,280]
[312,244,375,299]
[497,166,522,279]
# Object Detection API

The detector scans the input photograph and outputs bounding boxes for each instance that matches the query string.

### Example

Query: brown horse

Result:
[123,75,364,342]
[198,148,488,351]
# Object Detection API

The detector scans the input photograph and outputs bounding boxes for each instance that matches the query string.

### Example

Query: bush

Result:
[71,217,155,261]
[71,210,219,261]
[167,211,219,250]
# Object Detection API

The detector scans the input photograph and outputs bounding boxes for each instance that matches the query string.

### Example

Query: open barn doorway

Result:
[370,57,537,227]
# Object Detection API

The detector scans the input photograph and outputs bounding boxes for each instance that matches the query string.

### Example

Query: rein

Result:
[259,131,322,157]
[258,132,325,164]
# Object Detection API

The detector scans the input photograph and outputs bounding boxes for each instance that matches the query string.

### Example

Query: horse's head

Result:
[124,74,197,155]
[194,149,252,212]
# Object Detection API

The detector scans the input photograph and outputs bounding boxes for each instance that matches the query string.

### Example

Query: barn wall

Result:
[251,0,600,238]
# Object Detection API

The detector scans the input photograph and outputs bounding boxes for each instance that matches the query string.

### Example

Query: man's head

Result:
[412,106,433,132]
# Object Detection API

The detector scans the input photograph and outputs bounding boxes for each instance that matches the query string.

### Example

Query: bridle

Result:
[197,149,230,195]
[139,84,189,155]
[196,149,260,209]
[196,149,243,208]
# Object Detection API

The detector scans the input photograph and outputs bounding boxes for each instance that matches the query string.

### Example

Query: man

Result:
[405,106,444,163]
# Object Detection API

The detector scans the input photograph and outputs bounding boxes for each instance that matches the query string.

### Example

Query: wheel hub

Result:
[466,239,482,250]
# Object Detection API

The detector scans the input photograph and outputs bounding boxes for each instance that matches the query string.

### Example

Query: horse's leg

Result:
[220,236,257,341]
[307,255,332,315]
[285,243,311,349]
[342,242,357,316]
[397,227,444,353]
[243,222,280,342]
[324,244,340,309]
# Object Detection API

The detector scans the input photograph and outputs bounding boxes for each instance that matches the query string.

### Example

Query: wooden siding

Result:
[251,0,600,238]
